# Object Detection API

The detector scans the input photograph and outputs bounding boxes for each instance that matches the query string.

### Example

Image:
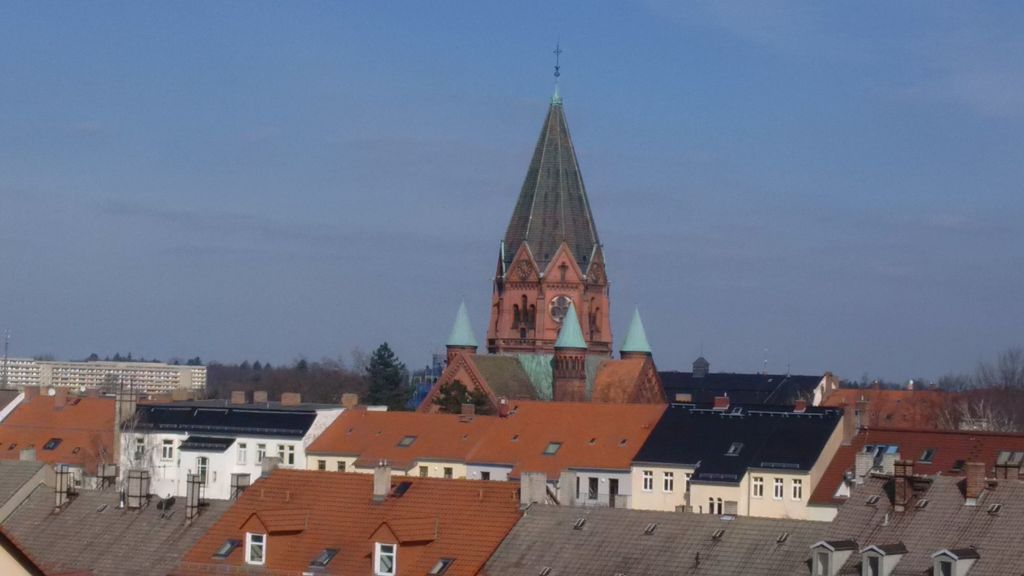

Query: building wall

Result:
[630,464,695,512]
[569,470,632,507]
[4,358,206,394]
[304,455,469,479]
[0,544,38,576]
[466,464,513,482]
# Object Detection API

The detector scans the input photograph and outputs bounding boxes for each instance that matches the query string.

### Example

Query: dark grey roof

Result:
[1,484,230,576]
[659,371,823,405]
[633,404,842,484]
[0,389,21,412]
[0,461,44,505]
[826,475,1024,574]
[179,435,235,452]
[484,505,825,576]
[134,404,318,437]
[502,100,600,272]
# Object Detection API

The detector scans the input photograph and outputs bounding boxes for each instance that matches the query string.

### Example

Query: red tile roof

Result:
[176,470,521,576]
[0,395,114,475]
[809,426,1024,506]
[822,387,955,430]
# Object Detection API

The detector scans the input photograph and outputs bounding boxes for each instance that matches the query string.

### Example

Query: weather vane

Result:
[553,42,562,79]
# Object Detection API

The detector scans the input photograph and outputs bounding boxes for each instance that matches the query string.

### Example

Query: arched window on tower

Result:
[559,263,568,282]
[512,305,521,329]
[528,305,536,330]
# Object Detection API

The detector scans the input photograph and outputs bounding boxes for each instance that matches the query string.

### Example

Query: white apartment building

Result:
[1,358,206,394]
[121,398,343,500]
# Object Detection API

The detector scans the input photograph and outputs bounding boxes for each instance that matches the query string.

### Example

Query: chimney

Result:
[893,459,913,512]
[281,392,301,406]
[341,393,359,409]
[373,461,392,502]
[23,386,39,403]
[822,371,837,397]
[253,390,269,404]
[171,387,192,402]
[460,403,476,417]
[855,397,869,430]
[713,395,730,411]
[964,462,986,505]
[793,400,807,413]
[881,451,900,476]
[557,471,576,506]
[907,379,915,391]
[54,465,74,511]
[497,397,510,418]
[854,451,874,483]
[53,387,69,409]
[85,387,100,398]
[519,472,548,508]
[230,390,247,405]
[842,403,857,446]
[261,456,281,476]
[126,469,150,509]
[185,473,202,524]
[19,447,36,462]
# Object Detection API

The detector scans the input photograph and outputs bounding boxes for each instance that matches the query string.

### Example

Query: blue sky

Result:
[1,2,1022,381]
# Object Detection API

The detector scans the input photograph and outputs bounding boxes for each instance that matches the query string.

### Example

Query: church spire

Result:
[446,301,478,349]
[554,303,587,350]
[620,307,652,357]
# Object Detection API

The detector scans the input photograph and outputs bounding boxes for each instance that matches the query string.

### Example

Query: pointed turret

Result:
[620,308,652,358]
[554,303,587,350]
[445,301,478,363]
[553,303,587,401]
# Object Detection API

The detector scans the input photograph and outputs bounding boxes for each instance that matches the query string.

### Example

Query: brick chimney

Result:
[460,403,476,417]
[552,349,587,402]
[373,461,392,502]
[19,447,35,462]
[253,390,268,404]
[53,388,69,410]
[854,451,874,483]
[23,386,39,403]
[842,402,857,446]
[230,390,247,405]
[281,392,301,406]
[964,461,986,505]
[793,400,807,413]
[855,397,869,429]
[497,397,510,418]
[341,393,359,409]
[519,472,548,508]
[893,459,913,512]
[713,395,730,411]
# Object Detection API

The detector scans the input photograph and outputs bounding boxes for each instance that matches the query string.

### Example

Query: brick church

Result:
[418,86,666,412]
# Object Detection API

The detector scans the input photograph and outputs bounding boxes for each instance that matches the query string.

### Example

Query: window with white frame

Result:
[161,439,174,461]
[237,442,247,465]
[752,476,764,498]
[814,550,830,576]
[773,478,784,500]
[936,560,953,576]
[864,554,881,576]
[197,456,209,484]
[663,471,674,492]
[642,470,653,492]
[685,472,692,493]
[134,437,145,458]
[284,444,295,465]
[245,532,265,565]
[256,444,266,464]
[791,478,803,500]
[375,542,396,575]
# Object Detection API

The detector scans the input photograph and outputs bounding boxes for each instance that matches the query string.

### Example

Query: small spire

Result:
[554,303,587,350]
[620,307,652,355]
[446,301,478,348]
[552,42,563,105]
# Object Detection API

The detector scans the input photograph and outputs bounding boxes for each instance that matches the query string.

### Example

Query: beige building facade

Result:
[2,358,205,394]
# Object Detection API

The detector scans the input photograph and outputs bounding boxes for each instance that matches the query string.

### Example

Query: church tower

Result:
[486,86,611,356]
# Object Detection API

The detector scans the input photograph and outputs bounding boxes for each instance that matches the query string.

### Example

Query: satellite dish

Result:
[47,387,56,397]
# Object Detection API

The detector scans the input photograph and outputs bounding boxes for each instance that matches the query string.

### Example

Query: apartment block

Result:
[1,358,206,394]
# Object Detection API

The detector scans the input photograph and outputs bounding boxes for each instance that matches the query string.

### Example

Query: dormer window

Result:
[245,532,265,565]
[375,542,397,575]
[860,544,907,576]
[931,548,979,576]
[810,541,857,576]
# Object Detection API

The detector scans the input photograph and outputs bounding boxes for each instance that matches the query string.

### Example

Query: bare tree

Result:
[938,396,1018,432]
[976,347,1024,389]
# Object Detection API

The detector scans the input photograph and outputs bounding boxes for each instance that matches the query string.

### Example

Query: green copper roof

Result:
[446,301,478,348]
[554,303,587,350]
[621,307,652,354]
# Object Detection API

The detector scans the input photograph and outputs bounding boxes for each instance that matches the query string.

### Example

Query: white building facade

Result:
[1,358,206,394]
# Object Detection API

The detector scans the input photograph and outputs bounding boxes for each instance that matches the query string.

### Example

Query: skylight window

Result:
[212,540,241,559]
[725,442,743,456]
[866,495,880,506]
[310,548,339,567]
[43,438,62,451]
[429,559,454,575]
[543,442,562,456]
[916,499,929,509]
[988,503,1002,515]
[643,523,657,535]
[776,532,789,544]
[511,434,520,442]
[712,529,725,540]
[919,448,935,463]
[539,568,552,576]
[397,435,417,448]
[573,518,586,530]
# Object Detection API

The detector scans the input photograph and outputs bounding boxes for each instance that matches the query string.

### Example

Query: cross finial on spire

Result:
[552,42,563,105]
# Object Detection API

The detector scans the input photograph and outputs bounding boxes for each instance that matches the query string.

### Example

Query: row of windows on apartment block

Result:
[639,470,804,500]
[314,460,460,479]
[234,532,438,576]
[134,438,298,466]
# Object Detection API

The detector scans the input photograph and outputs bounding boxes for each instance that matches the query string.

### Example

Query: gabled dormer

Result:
[810,540,857,576]
[860,543,907,576]
[932,548,979,576]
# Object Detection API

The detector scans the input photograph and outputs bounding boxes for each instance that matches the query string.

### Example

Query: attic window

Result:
[618,439,628,447]
[987,503,1002,515]
[7,443,15,450]
[511,434,520,442]
[539,568,552,576]
[573,518,586,530]
[712,529,725,540]
[310,548,339,567]
[919,448,935,463]
[212,540,241,559]
[397,435,417,448]
[777,532,789,544]
[543,442,562,456]
[429,559,454,575]
[725,442,743,456]
[643,523,657,535]
[865,495,880,506]
[43,438,62,451]
[392,481,413,498]
[916,499,929,509]
[72,447,80,454]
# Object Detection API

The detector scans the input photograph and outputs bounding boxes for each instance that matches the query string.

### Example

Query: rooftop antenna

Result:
[762,348,768,375]
[552,41,563,104]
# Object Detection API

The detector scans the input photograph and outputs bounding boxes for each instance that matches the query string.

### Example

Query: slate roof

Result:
[824,475,1024,575]
[0,389,21,412]
[502,99,599,272]
[0,460,45,507]
[133,404,317,438]
[633,404,842,484]
[809,427,1024,506]
[483,505,826,576]
[0,396,114,475]
[822,387,955,430]
[2,484,230,576]
[659,371,823,405]
[177,470,521,576]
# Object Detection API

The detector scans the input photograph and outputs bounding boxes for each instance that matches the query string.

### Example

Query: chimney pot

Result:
[23,386,39,402]
[341,393,359,409]
[53,388,69,409]
[497,398,510,418]
[713,395,730,411]
[373,462,392,502]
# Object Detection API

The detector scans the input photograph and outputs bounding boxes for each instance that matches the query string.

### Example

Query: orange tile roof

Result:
[176,469,521,576]
[467,401,666,478]
[822,387,955,430]
[306,409,496,470]
[0,396,114,475]
[809,426,1024,506]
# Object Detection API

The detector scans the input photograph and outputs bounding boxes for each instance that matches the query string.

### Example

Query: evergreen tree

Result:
[366,343,410,410]
[431,380,493,415]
